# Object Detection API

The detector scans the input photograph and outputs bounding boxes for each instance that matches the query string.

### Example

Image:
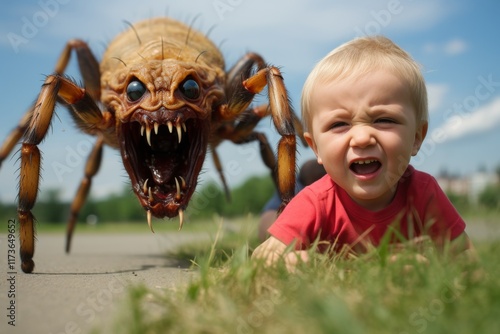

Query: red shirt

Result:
[268,166,466,253]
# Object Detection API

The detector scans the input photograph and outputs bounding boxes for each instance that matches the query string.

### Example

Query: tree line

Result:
[2,170,500,225]
[0,174,275,224]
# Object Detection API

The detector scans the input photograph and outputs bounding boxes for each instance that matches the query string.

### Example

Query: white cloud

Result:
[423,38,468,56]
[436,97,500,143]
[443,38,467,55]
[427,83,449,113]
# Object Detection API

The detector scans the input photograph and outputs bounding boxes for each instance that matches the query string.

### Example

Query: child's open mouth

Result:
[349,159,382,175]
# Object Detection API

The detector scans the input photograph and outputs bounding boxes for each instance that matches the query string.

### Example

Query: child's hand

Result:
[388,236,431,272]
[252,236,287,265]
[283,250,309,272]
[252,236,308,272]
[389,252,429,266]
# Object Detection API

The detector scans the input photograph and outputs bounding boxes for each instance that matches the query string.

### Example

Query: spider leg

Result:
[16,39,104,272]
[242,66,297,213]
[0,107,33,168]
[54,39,101,100]
[230,105,278,184]
[65,136,104,253]
[233,105,275,163]
[220,53,298,213]
[210,148,232,201]
[222,53,266,119]
[1,40,100,170]
[18,75,104,273]
[211,101,277,200]
[208,53,266,201]
[219,53,296,212]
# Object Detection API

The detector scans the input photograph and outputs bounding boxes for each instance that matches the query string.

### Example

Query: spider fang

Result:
[145,124,152,146]
[140,120,186,145]
[178,209,184,230]
[148,187,154,202]
[175,177,181,200]
[147,210,154,233]
[176,123,182,143]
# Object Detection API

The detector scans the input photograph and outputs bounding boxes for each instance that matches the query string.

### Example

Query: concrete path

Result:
[0,230,210,334]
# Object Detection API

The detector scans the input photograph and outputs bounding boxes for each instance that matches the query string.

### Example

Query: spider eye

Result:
[179,77,200,100]
[127,80,146,102]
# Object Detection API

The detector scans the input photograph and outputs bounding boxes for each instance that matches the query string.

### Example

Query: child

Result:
[253,36,471,267]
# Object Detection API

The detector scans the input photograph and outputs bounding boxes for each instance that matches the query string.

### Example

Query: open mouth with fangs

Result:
[119,108,209,231]
[349,159,382,176]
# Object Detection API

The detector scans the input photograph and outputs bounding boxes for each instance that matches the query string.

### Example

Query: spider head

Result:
[110,61,224,229]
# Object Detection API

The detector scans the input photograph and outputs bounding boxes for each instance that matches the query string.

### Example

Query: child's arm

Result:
[448,231,476,260]
[252,236,309,270]
[390,231,475,264]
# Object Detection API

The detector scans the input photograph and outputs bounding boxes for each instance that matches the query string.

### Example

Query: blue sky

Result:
[1,0,499,203]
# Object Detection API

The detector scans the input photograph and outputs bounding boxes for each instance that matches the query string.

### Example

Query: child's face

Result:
[304,70,427,211]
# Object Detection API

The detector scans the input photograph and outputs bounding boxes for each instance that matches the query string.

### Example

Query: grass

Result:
[95,216,500,334]
[15,216,228,234]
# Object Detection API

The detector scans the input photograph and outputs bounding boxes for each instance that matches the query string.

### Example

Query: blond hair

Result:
[301,36,428,132]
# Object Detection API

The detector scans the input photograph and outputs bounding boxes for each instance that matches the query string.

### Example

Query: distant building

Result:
[469,171,498,203]
[436,170,498,203]
[436,174,469,196]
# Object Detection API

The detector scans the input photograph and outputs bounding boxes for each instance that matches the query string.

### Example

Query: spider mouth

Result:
[349,159,382,175]
[119,107,209,229]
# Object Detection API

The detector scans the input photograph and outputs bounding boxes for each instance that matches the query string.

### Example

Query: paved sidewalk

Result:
[0,231,209,334]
